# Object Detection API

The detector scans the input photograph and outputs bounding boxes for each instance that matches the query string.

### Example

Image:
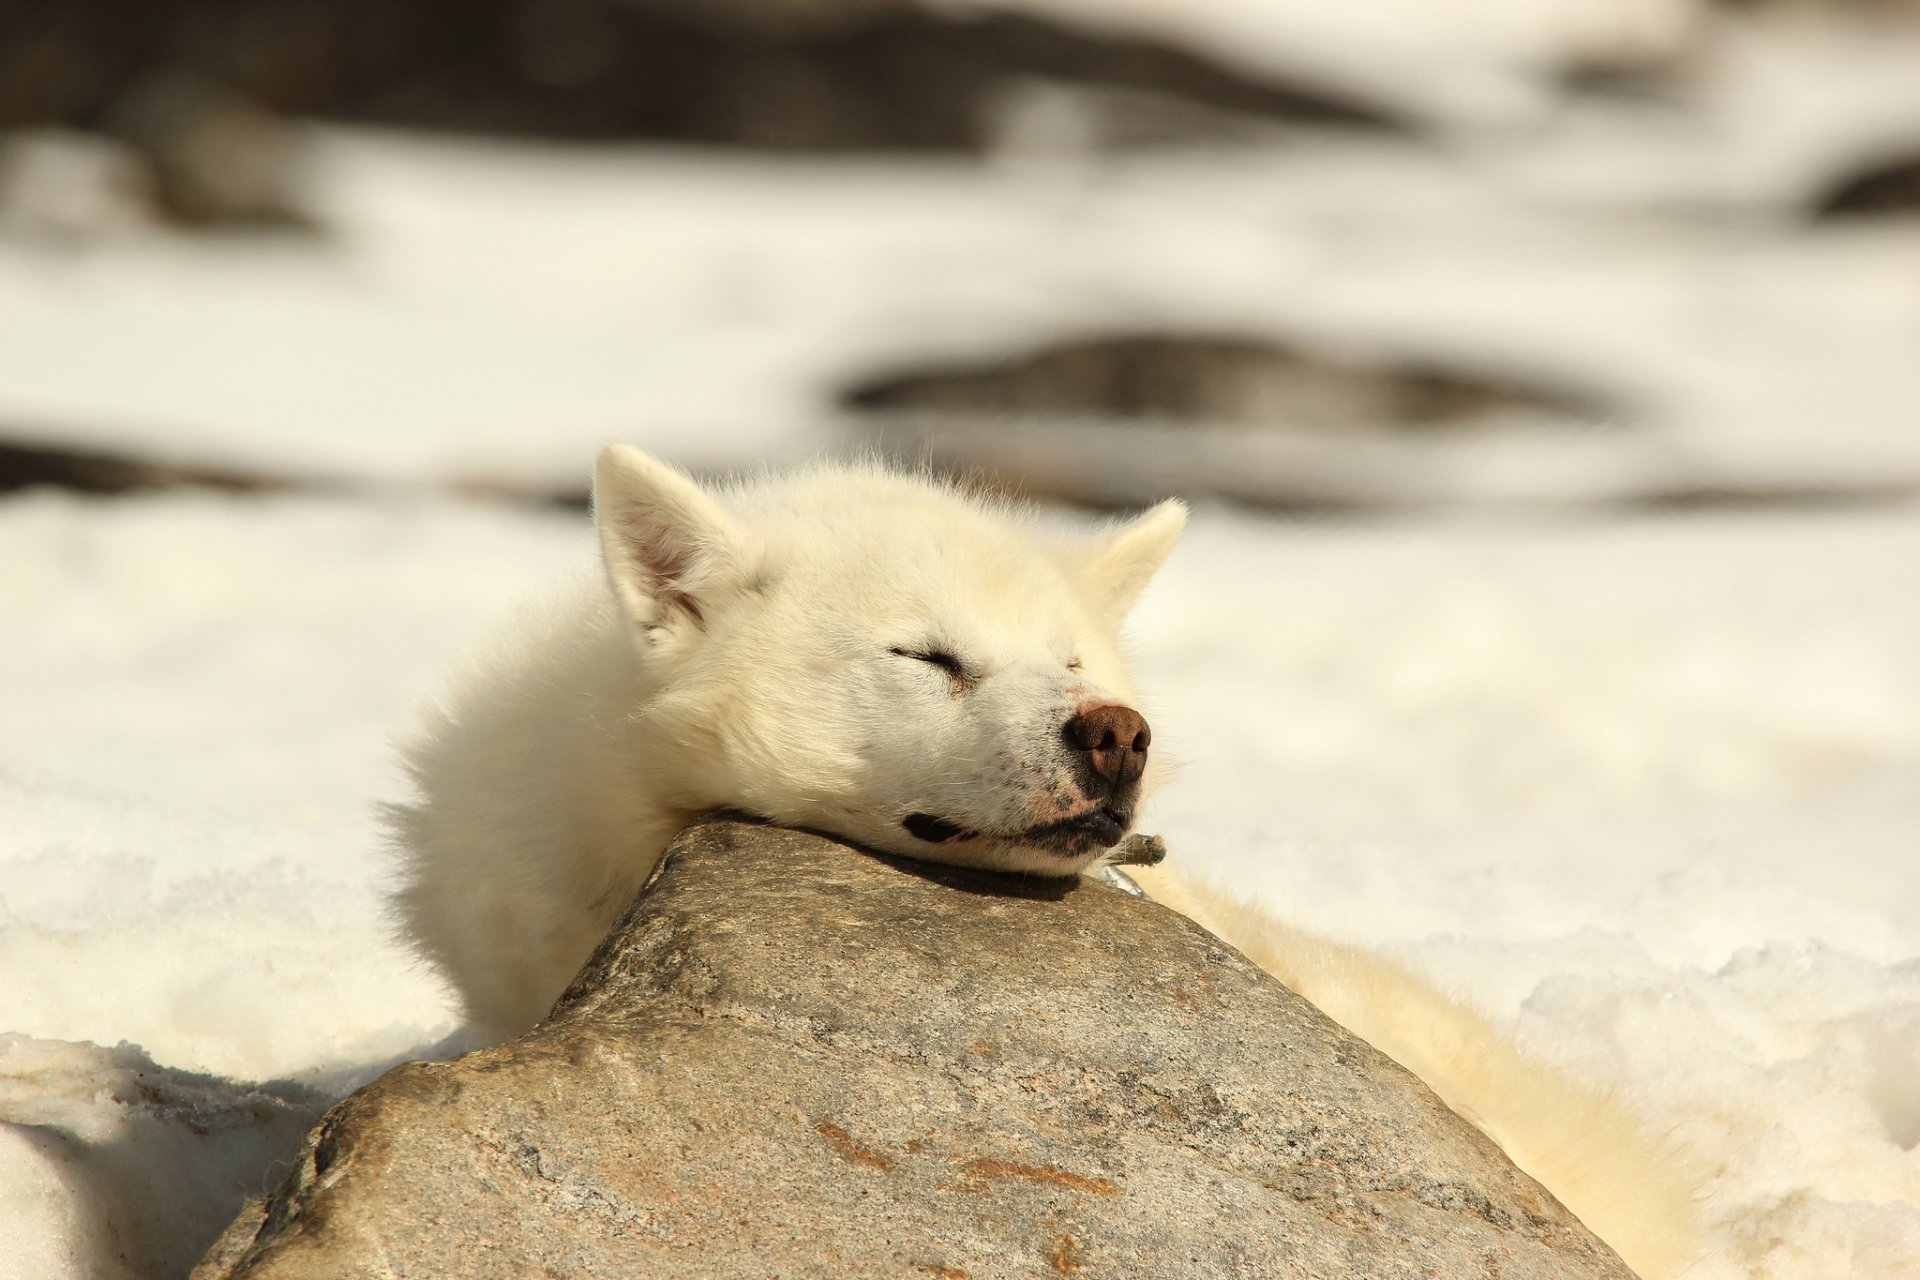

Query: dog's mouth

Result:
[901,805,1131,858]
[1021,805,1131,855]
[902,812,980,845]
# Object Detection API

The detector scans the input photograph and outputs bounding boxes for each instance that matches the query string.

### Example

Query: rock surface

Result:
[194,820,1634,1280]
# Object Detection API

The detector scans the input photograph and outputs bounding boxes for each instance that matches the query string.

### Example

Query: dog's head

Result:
[594,445,1184,876]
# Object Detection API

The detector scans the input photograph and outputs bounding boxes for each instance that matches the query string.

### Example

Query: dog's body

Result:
[389,446,1694,1277]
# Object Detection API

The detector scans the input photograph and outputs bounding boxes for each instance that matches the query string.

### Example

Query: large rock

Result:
[195,821,1634,1279]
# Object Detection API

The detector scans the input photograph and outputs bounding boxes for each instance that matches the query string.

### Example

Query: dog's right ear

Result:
[594,445,747,638]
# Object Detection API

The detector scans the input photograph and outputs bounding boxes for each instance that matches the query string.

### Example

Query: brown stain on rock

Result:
[959,1158,1121,1196]
[814,1119,895,1172]
[1050,1233,1087,1274]
[915,1266,971,1279]
[1170,967,1218,1012]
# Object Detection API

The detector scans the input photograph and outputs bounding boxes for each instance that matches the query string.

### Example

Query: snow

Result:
[3,3,1920,1274]
[0,1037,318,1280]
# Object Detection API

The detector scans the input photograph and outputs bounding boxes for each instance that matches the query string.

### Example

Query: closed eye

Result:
[890,646,967,678]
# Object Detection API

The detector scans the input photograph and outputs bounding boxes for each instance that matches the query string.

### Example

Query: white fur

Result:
[389,447,1697,1277]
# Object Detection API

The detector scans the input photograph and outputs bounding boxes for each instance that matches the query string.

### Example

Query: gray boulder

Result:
[195,820,1634,1279]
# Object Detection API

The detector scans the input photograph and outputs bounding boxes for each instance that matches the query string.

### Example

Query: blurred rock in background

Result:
[1814,146,1920,217]
[843,330,1609,432]
[843,331,1627,512]
[0,0,1402,234]
[0,436,283,498]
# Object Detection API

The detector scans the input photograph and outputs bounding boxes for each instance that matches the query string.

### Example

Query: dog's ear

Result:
[1071,499,1187,624]
[594,445,747,636]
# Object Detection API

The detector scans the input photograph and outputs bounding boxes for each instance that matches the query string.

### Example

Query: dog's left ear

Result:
[1071,499,1187,625]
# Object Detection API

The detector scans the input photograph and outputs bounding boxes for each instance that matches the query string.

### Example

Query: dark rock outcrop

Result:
[195,820,1634,1279]
[1814,148,1920,220]
[0,0,1402,153]
[842,330,1606,431]
[0,436,289,498]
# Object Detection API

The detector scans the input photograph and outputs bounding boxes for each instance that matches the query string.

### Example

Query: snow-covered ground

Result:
[3,4,1919,1275]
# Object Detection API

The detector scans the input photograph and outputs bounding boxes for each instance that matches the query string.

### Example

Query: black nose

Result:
[1064,704,1150,787]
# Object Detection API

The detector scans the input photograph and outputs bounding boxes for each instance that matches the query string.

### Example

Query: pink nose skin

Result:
[1065,704,1151,787]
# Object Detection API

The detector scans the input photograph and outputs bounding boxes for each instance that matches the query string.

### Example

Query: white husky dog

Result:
[390,445,1695,1278]
[392,444,1185,1035]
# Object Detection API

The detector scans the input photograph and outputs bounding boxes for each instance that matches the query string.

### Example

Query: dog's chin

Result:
[896,806,1130,877]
